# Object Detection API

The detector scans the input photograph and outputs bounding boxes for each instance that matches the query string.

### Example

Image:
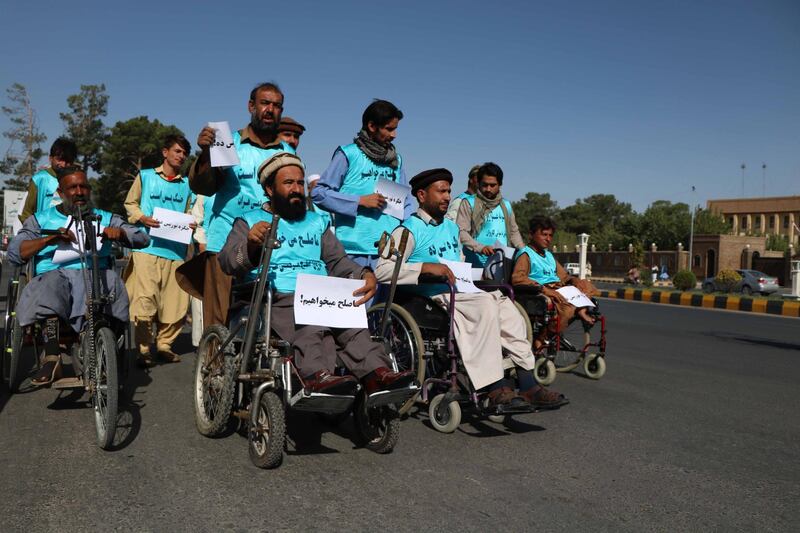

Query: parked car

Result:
[702,269,780,296]
[564,262,592,278]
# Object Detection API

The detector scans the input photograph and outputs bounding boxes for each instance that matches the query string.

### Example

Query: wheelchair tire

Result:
[93,327,119,450]
[366,303,424,415]
[428,393,461,434]
[194,325,236,437]
[248,391,285,469]
[3,273,29,393]
[534,357,557,386]
[513,301,533,344]
[583,353,607,380]
[353,391,401,454]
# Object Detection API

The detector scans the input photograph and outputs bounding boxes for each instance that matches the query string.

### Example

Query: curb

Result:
[598,288,800,318]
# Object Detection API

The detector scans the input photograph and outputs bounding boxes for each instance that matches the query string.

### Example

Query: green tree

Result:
[0,83,47,190]
[60,84,109,172]
[693,207,731,236]
[97,116,185,213]
[511,192,559,243]
[638,200,690,249]
[557,194,637,250]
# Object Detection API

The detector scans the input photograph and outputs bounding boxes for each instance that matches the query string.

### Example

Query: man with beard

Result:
[456,162,525,268]
[218,152,415,394]
[374,169,568,411]
[445,164,480,222]
[311,99,412,270]
[7,166,149,386]
[123,135,194,367]
[18,137,78,222]
[181,82,295,328]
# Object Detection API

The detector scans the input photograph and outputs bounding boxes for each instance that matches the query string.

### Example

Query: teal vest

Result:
[516,246,560,285]
[463,196,512,267]
[34,206,114,276]
[240,207,328,293]
[137,168,191,260]
[334,144,404,256]
[402,214,461,297]
[206,133,295,253]
[32,169,60,213]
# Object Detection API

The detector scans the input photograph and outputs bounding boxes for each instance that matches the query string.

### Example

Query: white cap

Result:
[306,173,321,184]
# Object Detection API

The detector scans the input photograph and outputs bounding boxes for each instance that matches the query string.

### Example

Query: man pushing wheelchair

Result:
[7,165,149,386]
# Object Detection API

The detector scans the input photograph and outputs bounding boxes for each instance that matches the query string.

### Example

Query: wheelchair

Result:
[192,215,418,469]
[366,234,541,434]
[0,214,132,450]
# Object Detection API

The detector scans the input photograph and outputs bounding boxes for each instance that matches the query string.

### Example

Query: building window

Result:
[728,216,734,227]
[769,216,775,229]
[741,217,747,229]
[785,215,790,229]
[693,254,701,267]
[754,217,761,228]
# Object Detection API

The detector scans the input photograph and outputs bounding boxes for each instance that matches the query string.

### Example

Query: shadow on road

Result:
[704,332,800,352]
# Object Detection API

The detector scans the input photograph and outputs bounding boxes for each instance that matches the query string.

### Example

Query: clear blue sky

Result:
[1,0,798,211]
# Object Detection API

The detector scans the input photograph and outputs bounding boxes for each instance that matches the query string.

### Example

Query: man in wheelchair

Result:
[7,166,150,386]
[374,168,567,410]
[511,215,599,350]
[217,152,416,398]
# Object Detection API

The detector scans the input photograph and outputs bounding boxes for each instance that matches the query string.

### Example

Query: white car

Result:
[564,262,592,278]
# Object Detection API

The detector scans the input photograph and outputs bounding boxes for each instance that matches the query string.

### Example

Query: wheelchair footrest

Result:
[289,390,355,414]
[52,377,84,390]
[366,385,420,409]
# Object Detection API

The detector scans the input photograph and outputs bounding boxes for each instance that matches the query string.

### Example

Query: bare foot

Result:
[577,308,595,326]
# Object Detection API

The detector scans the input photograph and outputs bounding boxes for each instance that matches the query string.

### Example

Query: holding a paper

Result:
[123,135,195,367]
[511,215,599,349]
[374,168,568,410]
[216,151,416,397]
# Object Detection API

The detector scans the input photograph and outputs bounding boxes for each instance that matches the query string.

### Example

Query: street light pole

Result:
[689,186,695,274]
[740,163,746,197]
[762,163,767,197]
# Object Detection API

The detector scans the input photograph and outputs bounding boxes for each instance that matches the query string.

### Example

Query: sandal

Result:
[137,353,156,368]
[521,385,569,410]
[31,355,62,386]
[156,349,181,363]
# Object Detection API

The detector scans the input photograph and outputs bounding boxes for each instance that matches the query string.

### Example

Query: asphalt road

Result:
[1,283,799,531]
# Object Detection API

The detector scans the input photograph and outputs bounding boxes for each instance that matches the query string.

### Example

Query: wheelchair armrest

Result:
[418,273,449,284]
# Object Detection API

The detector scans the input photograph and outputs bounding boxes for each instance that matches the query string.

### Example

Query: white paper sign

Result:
[438,258,483,294]
[493,240,517,260]
[374,178,410,220]
[149,207,194,244]
[556,286,596,308]
[52,216,105,264]
[293,274,368,329]
[208,121,240,168]
[472,268,484,281]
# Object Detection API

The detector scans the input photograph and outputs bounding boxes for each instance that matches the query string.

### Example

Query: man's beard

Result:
[62,196,93,216]
[251,111,279,135]
[271,193,307,221]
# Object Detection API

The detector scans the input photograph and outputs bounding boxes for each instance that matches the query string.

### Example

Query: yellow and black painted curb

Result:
[598,288,800,318]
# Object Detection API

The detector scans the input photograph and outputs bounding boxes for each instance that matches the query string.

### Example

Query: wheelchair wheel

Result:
[428,393,461,433]
[367,303,424,414]
[353,390,401,454]
[93,327,119,450]
[534,357,557,386]
[583,353,607,380]
[248,391,285,469]
[513,301,533,344]
[2,273,27,392]
[194,325,236,437]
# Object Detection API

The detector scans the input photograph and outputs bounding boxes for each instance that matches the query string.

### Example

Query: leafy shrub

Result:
[715,269,742,292]
[672,270,697,291]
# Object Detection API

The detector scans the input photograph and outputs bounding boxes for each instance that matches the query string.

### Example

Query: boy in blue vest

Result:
[311,99,413,271]
[456,162,525,268]
[123,135,194,367]
[8,167,149,385]
[18,137,78,223]
[218,152,415,395]
[183,82,295,329]
[511,216,598,350]
[374,168,567,410]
